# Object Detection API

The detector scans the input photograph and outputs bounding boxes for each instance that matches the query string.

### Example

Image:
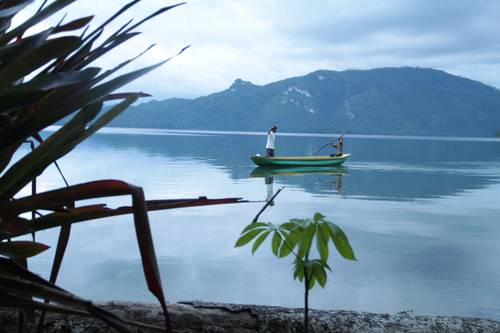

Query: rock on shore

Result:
[1,301,500,332]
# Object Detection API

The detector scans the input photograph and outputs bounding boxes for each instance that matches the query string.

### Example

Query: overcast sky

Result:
[14,0,500,99]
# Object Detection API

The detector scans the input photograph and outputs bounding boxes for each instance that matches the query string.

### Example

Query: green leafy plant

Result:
[235,212,356,333]
[0,1,244,332]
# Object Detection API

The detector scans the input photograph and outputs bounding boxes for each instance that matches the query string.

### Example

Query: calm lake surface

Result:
[20,128,500,320]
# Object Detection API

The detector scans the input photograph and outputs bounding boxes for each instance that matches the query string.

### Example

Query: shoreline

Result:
[44,125,500,142]
[2,301,500,332]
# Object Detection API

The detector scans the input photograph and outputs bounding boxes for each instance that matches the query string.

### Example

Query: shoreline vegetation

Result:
[2,301,499,333]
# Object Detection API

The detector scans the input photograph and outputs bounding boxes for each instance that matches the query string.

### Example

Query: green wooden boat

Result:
[250,154,350,166]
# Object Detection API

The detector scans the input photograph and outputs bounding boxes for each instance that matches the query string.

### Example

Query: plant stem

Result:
[303,266,309,333]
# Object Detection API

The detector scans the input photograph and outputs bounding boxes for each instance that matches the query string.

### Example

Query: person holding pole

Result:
[331,135,344,156]
[312,129,349,156]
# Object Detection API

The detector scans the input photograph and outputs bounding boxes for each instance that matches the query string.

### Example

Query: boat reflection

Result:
[250,166,348,177]
[251,166,348,194]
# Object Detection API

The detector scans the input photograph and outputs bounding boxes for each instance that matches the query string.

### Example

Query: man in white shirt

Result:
[266,126,278,157]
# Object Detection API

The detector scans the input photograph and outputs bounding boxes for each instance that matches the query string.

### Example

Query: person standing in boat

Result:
[266,126,278,157]
[331,135,344,156]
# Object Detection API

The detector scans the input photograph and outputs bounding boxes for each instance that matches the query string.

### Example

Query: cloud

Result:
[10,0,500,99]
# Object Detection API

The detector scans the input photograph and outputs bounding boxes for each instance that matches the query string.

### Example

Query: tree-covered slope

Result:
[109,67,500,136]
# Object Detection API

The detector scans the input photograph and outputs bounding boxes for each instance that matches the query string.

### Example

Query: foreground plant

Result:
[235,212,356,333]
[0,1,244,332]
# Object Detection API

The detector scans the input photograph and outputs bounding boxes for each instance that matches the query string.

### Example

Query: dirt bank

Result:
[1,301,499,332]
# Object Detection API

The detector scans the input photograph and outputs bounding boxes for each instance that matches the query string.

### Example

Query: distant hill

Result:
[108,67,500,136]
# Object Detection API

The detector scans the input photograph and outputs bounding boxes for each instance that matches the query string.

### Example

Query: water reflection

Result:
[252,166,348,194]
[250,165,348,177]
[81,131,500,201]
[265,176,275,206]
[30,128,500,320]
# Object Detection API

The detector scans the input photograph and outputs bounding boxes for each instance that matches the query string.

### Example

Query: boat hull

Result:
[251,154,350,166]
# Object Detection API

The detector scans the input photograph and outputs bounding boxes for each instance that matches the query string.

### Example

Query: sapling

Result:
[235,212,356,333]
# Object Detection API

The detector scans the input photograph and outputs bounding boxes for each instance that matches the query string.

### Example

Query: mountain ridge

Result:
[108,67,500,137]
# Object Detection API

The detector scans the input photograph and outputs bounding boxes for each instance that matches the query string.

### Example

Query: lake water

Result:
[19,128,500,320]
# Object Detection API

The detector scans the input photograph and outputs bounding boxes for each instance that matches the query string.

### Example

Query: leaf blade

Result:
[0,241,49,259]
[235,229,264,248]
[271,231,282,256]
[327,222,356,261]
[251,230,270,254]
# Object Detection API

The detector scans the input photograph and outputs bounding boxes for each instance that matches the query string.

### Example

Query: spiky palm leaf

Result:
[0,1,237,332]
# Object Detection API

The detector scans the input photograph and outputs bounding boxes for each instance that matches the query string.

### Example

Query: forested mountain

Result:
[108,67,500,136]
